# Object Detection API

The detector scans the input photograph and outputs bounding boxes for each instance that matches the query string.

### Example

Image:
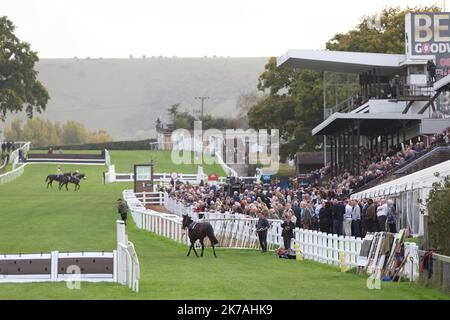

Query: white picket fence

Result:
[123,190,420,279]
[0,164,27,186]
[122,190,188,245]
[123,190,365,268]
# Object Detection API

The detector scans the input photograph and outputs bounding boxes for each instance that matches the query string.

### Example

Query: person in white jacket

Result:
[343,199,353,236]
[376,199,388,232]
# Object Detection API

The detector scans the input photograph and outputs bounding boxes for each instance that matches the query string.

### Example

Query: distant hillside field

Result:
[3,57,267,141]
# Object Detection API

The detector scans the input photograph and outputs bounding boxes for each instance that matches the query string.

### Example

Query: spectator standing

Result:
[319,201,332,234]
[312,200,321,231]
[117,198,129,225]
[387,200,397,233]
[376,199,388,232]
[361,199,368,237]
[281,212,295,250]
[365,199,377,233]
[292,200,302,228]
[351,200,361,238]
[343,200,353,236]
[300,201,312,230]
[332,198,345,235]
[256,211,270,253]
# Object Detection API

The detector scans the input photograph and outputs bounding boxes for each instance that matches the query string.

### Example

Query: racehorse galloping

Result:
[59,173,86,191]
[181,214,218,258]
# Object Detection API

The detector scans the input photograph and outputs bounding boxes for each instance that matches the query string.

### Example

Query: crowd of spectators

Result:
[166,180,398,249]
[1,141,17,166]
[306,127,450,196]
[166,128,450,250]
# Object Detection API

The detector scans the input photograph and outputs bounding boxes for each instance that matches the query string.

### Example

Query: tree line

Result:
[4,118,112,147]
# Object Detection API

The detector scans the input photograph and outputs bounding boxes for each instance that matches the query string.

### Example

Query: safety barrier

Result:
[164,195,194,217]
[0,164,27,186]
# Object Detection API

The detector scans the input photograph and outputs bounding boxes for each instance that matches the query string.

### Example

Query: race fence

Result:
[0,220,139,292]
[105,164,225,185]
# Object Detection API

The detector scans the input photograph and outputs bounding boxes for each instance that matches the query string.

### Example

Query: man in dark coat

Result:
[281,212,295,250]
[117,198,129,225]
[319,201,333,234]
[366,199,377,233]
[256,211,270,252]
[331,198,345,235]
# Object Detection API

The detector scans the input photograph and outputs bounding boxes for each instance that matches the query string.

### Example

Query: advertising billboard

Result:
[406,12,450,63]
[406,12,450,116]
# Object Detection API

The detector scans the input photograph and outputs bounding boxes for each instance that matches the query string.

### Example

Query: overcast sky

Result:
[1,0,444,58]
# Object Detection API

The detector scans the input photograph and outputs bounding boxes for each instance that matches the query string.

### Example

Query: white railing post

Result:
[116,220,127,285]
[51,251,59,281]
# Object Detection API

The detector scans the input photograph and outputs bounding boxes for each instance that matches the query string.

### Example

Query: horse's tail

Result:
[207,224,219,245]
[45,175,50,182]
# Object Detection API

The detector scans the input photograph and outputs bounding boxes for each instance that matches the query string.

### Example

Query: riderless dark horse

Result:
[181,214,218,258]
[45,172,74,188]
[59,173,86,191]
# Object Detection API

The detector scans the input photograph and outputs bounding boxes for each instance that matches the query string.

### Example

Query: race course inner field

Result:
[0,163,448,300]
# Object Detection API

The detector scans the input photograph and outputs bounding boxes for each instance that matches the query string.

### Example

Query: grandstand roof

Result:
[351,160,450,200]
[277,50,407,75]
[312,113,426,136]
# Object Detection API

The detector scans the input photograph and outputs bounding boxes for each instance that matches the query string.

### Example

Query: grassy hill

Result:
[2,57,267,141]
[0,155,448,299]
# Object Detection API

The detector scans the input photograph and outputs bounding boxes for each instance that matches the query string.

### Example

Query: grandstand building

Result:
[277,12,450,179]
